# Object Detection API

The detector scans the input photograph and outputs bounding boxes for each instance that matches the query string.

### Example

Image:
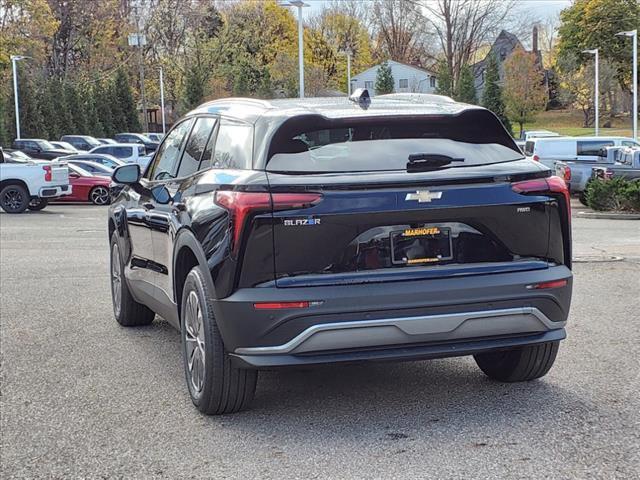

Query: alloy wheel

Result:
[91,187,110,205]
[111,243,122,317]
[2,188,24,212]
[184,291,206,394]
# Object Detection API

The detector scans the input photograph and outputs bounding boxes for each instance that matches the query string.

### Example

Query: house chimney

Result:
[532,25,539,52]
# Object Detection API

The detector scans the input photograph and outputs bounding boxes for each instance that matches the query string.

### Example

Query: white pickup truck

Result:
[0,149,72,213]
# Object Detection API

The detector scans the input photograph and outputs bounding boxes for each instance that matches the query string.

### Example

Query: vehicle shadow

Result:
[133,320,591,444]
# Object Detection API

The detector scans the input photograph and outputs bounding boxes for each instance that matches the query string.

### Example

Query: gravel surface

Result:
[1,205,639,479]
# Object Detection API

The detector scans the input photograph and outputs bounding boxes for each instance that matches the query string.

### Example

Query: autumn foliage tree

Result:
[503,48,548,136]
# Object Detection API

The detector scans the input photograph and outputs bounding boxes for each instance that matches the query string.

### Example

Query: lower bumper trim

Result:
[230,329,566,369]
[234,307,564,356]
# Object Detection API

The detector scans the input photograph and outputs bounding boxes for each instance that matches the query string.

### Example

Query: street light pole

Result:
[132,3,149,133]
[159,66,166,135]
[281,1,309,99]
[617,30,638,140]
[583,49,599,136]
[11,56,22,139]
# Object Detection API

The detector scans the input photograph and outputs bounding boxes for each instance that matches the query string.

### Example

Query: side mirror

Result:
[112,163,141,184]
[151,185,171,204]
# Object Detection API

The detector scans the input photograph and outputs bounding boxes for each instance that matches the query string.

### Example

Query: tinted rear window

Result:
[577,140,614,156]
[267,112,521,173]
[524,141,535,156]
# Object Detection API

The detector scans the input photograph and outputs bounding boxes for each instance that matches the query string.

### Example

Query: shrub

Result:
[585,177,640,212]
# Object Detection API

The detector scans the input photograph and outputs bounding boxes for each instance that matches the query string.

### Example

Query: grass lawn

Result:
[520,109,634,138]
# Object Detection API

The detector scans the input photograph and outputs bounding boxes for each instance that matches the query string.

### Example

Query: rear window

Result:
[267,113,521,173]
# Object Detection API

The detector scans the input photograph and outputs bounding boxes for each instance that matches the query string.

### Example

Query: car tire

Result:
[89,186,110,205]
[181,265,257,415]
[110,233,155,327]
[0,184,29,213]
[579,191,588,206]
[28,198,49,211]
[474,341,559,382]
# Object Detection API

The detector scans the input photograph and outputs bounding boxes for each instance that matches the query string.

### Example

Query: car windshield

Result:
[36,140,58,151]
[268,115,522,173]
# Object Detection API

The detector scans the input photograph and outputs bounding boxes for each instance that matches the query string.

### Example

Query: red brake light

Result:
[43,165,52,182]
[254,301,310,310]
[214,191,322,254]
[563,166,571,182]
[533,155,540,162]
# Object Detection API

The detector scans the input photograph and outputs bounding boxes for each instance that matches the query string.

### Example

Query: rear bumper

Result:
[39,184,72,198]
[214,265,572,368]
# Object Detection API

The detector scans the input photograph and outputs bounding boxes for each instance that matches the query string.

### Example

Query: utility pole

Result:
[132,2,149,133]
[159,66,166,135]
[347,50,352,96]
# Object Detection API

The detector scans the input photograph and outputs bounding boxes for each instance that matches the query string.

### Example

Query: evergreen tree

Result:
[374,61,394,95]
[108,78,126,133]
[37,82,56,139]
[94,81,115,137]
[0,92,11,146]
[435,59,454,97]
[481,53,513,135]
[65,83,88,134]
[84,85,105,138]
[49,79,73,138]
[184,64,206,109]
[18,74,46,138]
[112,69,140,132]
[456,65,477,104]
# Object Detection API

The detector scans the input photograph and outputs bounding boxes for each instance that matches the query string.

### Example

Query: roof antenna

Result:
[349,88,371,110]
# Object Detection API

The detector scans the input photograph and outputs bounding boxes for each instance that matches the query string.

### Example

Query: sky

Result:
[297,0,572,22]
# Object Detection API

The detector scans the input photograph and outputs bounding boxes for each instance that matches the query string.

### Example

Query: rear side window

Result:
[177,117,216,177]
[114,147,132,158]
[267,112,521,173]
[212,120,253,169]
[577,140,614,156]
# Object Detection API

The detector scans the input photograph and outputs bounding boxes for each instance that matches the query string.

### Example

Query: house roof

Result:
[352,60,436,79]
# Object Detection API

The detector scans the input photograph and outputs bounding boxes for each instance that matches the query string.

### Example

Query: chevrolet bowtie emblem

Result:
[405,191,443,203]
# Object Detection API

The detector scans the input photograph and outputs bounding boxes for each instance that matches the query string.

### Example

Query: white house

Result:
[350,60,437,95]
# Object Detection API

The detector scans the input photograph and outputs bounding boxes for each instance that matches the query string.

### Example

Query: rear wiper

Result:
[406,153,464,172]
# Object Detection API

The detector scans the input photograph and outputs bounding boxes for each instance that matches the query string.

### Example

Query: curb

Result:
[576,211,640,220]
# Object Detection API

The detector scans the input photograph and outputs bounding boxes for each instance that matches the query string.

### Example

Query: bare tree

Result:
[372,0,432,65]
[417,0,514,89]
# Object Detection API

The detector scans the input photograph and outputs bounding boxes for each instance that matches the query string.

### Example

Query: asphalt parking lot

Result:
[1,204,639,479]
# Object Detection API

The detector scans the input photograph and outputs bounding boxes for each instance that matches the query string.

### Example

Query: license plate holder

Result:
[390,226,453,265]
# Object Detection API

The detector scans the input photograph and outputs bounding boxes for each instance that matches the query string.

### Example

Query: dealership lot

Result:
[1,205,639,479]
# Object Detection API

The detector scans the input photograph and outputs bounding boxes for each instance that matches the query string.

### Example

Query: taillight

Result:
[526,279,568,290]
[532,155,540,162]
[214,191,322,254]
[563,165,571,182]
[512,175,571,223]
[43,165,52,181]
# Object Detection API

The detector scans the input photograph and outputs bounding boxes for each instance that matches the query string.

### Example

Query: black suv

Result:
[60,135,102,151]
[12,139,75,160]
[108,94,572,415]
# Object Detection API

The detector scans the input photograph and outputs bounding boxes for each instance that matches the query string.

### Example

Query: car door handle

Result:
[142,202,155,210]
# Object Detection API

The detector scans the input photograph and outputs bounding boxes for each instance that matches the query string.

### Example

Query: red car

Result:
[57,163,112,205]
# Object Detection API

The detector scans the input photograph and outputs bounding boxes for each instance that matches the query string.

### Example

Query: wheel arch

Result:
[173,228,217,324]
[0,179,31,196]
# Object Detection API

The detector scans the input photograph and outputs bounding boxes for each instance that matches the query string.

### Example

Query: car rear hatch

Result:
[261,112,570,288]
